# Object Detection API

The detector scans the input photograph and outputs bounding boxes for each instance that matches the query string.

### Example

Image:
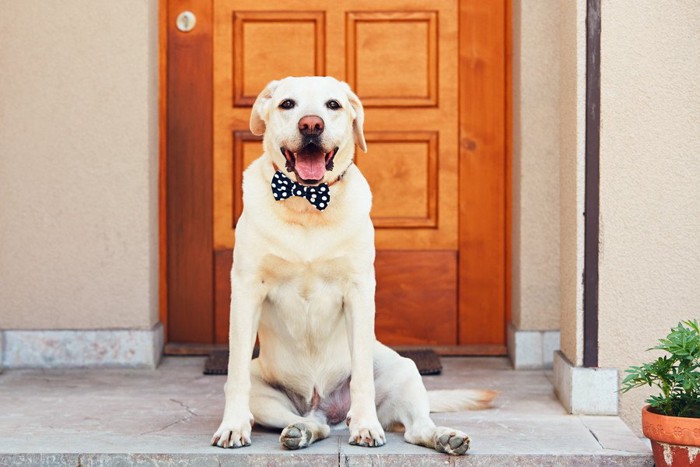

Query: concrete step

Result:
[0,357,652,466]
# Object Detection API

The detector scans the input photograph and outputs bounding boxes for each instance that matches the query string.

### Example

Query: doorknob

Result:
[176,11,196,32]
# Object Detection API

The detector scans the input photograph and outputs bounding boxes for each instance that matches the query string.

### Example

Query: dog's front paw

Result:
[211,415,254,448]
[433,427,470,455]
[346,415,385,447]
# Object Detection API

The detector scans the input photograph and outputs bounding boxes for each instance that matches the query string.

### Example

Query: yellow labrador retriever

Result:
[211,76,494,455]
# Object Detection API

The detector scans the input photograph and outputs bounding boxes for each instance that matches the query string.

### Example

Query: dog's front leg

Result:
[211,270,263,448]
[343,276,386,447]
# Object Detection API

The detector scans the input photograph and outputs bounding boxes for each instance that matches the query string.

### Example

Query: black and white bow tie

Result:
[271,171,331,211]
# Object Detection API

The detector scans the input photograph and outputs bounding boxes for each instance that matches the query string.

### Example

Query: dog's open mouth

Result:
[280,144,339,184]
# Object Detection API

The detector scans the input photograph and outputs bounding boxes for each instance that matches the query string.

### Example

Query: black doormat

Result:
[203,348,442,376]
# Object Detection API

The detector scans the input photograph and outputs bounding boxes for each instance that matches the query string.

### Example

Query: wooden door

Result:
[163,0,510,353]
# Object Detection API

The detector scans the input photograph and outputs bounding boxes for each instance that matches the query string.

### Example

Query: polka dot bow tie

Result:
[271,171,331,211]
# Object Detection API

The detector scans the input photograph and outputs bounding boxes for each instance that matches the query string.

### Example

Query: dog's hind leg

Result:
[373,346,471,456]
[249,364,330,450]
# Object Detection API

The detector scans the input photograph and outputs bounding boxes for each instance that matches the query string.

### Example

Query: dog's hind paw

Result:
[433,427,470,455]
[280,423,313,450]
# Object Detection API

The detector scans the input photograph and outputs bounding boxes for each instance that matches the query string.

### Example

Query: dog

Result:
[211,76,495,455]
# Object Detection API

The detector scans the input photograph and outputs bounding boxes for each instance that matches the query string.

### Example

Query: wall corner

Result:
[507,322,560,370]
[553,350,618,415]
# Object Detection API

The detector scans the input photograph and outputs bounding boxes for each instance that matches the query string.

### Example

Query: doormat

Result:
[203,348,442,376]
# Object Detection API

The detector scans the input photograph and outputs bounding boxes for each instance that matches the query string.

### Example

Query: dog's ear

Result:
[341,82,367,153]
[250,80,280,136]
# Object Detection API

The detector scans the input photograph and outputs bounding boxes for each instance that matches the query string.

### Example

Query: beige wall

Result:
[598,1,700,433]
[558,0,587,366]
[511,0,561,331]
[0,1,159,329]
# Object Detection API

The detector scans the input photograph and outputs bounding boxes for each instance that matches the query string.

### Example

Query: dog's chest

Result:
[259,254,351,334]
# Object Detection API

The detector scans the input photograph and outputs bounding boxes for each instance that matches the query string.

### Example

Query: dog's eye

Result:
[326,100,341,110]
[279,99,296,110]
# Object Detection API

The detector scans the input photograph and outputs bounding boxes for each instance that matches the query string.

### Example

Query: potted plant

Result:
[621,319,700,466]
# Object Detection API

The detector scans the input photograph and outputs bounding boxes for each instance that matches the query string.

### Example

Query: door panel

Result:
[458,0,508,345]
[165,0,214,344]
[233,11,326,106]
[374,250,457,346]
[355,132,438,228]
[346,11,437,107]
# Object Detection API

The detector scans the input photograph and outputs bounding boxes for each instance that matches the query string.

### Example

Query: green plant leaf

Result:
[623,319,700,418]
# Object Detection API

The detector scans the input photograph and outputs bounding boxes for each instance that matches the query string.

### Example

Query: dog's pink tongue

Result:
[295,151,326,181]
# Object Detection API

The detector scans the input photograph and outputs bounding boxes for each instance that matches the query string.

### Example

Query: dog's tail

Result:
[427,389,498,412]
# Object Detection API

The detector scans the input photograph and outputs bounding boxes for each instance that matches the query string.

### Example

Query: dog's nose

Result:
[298,115,324,136]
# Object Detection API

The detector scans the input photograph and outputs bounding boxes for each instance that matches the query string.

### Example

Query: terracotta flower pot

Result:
[642,405,700,466]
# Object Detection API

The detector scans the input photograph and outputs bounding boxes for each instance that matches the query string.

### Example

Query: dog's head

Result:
[250,76,366,186]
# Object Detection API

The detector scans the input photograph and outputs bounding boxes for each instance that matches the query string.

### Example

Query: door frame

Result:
[159,0,512,354]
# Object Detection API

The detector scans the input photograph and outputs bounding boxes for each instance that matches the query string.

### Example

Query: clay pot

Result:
[642,405,700,466]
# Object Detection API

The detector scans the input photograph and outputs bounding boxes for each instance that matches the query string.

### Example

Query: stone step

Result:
[0,428,653,466]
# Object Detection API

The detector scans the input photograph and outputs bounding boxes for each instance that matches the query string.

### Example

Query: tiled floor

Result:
[0,357,652,466]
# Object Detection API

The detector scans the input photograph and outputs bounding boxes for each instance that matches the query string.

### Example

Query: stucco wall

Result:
[598,1,700,433]
[511,0,561,331]
[0,1,159,329]
[558,0,587,366]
